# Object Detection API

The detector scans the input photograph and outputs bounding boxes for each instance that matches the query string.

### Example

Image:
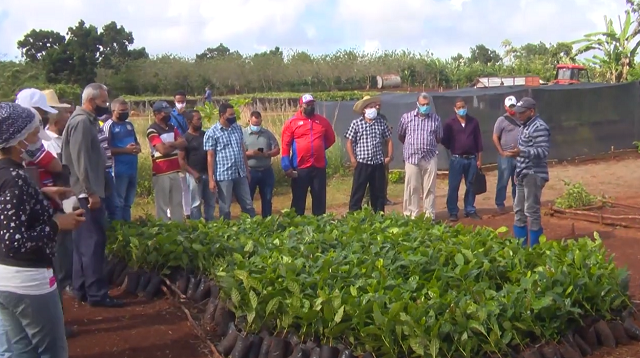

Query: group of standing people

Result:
[346,93,550,247]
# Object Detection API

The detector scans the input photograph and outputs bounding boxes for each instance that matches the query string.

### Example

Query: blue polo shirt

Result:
[169,109,188,136]
[103,119,139,176]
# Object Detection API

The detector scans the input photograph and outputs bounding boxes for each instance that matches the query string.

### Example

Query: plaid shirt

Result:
[344,116,391,165]
[516,115,550,181]
[203,122,247,181]
[398,110,442,165]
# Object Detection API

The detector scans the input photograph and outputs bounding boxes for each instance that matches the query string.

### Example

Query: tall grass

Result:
[131,103,348,199]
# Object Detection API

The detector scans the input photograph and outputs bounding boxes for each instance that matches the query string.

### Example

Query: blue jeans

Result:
[113,172,137,221]
[249,167,275,218]
[446,156,478,215]
[104,170,117,222]
[217,176,256,220]
[495,155,516,208]
[0,289,68,358]
[191,175,216,221]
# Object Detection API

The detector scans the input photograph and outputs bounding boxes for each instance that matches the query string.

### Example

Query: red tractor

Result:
[551,64,590,84]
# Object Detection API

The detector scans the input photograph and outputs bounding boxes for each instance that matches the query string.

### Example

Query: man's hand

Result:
[88,194,101,209]
[497,150,505,157]
[476,160,482,168]
[41,187,74,206]
[504,148,521,158]
[126,143,138,154]
[209,178,217,193]
[285,169,295,178]
[384,157,391,165]
[350,157,357,167]
[191,173,201,183]
[246,169,251,182]
[247,150,260,157]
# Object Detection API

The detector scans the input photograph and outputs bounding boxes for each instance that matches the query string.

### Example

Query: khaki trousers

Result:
[403,157,438,218]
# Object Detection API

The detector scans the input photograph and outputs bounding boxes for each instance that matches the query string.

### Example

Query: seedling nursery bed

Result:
[549,200,640,228]
[106,210,639,358]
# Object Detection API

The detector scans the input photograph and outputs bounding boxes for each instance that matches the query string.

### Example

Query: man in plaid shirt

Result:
[203,102,256,220]
[345,96,393,212]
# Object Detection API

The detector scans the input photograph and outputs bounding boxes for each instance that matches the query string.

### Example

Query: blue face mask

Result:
[226,116,237,124]
[250,125,261,132]
[456,108,467,116]
[418,105,431,114]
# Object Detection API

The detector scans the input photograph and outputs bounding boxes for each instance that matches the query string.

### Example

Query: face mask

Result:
[20,139,41,161]
[226,116,237,125]
[94,104,110,117]
[161,114,171,124]
[193,124,202,131]
[117,112,130,121]
[418,105,430,114]
[303,106,315,117]
[250,125,261,132]
[507,109,516,116]
[364,108,377,119]
[456,108,467,116]
[176,103,186,110]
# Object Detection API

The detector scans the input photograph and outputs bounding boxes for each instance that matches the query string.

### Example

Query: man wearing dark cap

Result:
[146,101,187,222]
[504,97,550,247]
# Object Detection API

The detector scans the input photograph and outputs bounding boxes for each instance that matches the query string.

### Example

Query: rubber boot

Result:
[528,228,543,247]
[513,225,528,247]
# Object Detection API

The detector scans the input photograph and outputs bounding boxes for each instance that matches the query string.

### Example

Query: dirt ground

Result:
[66,155,640,358]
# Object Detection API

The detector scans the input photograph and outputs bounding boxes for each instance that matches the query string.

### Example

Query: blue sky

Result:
[0,0,629,60]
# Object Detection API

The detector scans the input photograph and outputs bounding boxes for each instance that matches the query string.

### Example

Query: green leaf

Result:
[249,290,258,308]
[454,253,464,266]
[334,305,345,324]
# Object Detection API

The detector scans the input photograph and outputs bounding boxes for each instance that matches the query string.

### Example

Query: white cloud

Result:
[0,0,631,60]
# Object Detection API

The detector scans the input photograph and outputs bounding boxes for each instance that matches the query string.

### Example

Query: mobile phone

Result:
[257,148,264,153]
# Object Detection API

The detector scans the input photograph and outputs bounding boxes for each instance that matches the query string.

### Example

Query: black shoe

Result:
[448,214,459,222]
[75,294,88,303]
[465,212,482,220]
[65,326,77,338]
[385,199,394,206]
[88,297,124,308]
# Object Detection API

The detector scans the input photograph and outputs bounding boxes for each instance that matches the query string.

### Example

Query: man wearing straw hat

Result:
[353,96,394,207]
[347,96,393,212]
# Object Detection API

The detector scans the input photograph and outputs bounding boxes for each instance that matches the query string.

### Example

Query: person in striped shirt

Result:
[503,97,550,247]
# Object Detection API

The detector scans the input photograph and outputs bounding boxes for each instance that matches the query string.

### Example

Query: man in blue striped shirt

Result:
[504,97,550,247]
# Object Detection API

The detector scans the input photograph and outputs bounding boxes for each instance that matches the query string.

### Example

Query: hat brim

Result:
[52,103,71,108]
[514,106,529,113]
[353,96,381,113]
[39,104,58,114]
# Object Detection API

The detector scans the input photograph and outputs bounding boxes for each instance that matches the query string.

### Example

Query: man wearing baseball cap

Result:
[281,94,336,215]
[492,95,521,213]
[503,97,551,247]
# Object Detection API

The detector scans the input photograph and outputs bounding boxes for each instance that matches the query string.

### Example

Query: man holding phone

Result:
[243,111,280,217]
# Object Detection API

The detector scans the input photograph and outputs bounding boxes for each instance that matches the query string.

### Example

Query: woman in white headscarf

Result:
[0,103,85,357]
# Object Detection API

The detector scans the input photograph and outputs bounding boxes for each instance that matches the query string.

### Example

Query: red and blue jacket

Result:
[281,111,336,171]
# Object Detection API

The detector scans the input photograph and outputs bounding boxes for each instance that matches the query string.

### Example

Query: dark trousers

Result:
[349,162,386,212]
[290,167,327,216]
[72,198,109,303]
[249,167,275,218]
[53,230,73,303]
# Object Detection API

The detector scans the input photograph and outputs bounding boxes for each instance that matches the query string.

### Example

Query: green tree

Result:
[572,11,640,82]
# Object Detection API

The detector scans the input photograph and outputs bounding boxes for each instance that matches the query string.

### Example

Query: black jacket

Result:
[0,158,59,268]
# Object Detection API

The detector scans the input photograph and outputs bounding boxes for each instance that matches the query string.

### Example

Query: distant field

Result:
[122,90,379,103]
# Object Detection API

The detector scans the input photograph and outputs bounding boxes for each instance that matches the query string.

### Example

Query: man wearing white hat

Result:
[15,88,63,185]
[492,95,521,213]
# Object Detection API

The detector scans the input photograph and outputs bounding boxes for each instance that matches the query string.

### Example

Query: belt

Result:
[452,154,476,159]
[250,167,271,171]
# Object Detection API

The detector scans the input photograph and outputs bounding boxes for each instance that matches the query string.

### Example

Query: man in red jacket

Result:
[281,94,336,215]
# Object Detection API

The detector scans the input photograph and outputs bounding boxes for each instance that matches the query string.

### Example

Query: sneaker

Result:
[385,199,395,206]
[497,207,507,214]
[465,212,482,220]
[448,214,459,222]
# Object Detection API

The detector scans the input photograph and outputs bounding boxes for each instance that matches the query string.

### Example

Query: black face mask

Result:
[94,104,110,117]
[303,106,315,117]
[226,116,237,125]
[117,112,130,121]
[161,114,171,124]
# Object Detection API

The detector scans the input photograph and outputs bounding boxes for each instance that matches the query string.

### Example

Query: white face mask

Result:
[364,108,378,120]
[175,103,186,110]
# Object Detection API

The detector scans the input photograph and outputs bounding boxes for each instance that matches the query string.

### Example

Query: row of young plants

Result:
[106,210,632,358]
